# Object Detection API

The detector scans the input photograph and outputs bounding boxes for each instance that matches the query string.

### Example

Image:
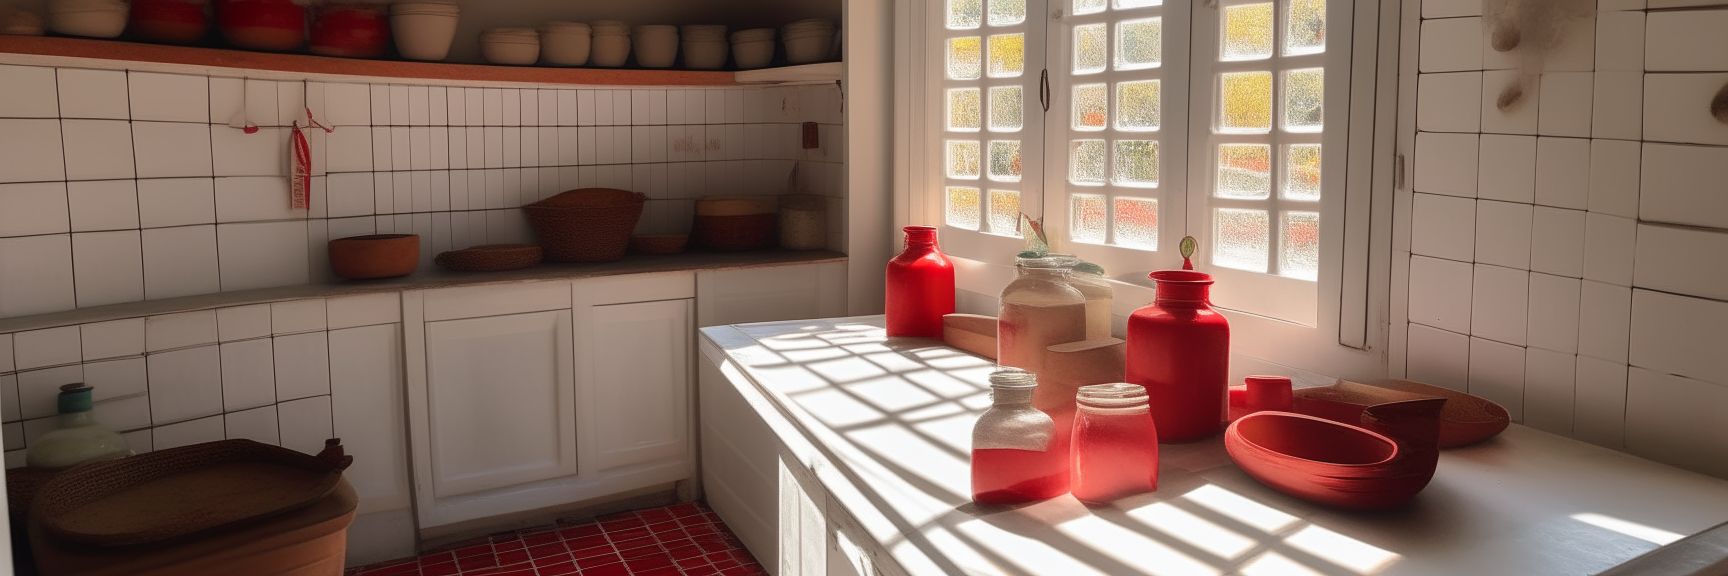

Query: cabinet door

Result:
[696,262,848,327]
[424,309,576,498]
[584,299,692,471]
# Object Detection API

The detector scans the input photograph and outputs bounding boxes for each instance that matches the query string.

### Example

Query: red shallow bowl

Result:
[215,0,305,51]
[1226,411,1434,511]
[309,7,388,58]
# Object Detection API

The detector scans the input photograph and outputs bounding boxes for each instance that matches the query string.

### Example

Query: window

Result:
[939,0,1046,242]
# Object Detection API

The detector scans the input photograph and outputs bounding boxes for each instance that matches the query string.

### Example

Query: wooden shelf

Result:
[735,62,841,84]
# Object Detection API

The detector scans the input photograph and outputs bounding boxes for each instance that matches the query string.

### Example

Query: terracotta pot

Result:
[214,0,304,51]
[1226,397,1445,510]
[328,234,418,279]
[1228,375,1295,422]
[1126,270,1230,443]
[309,4,388,58]
[130,0,208,44]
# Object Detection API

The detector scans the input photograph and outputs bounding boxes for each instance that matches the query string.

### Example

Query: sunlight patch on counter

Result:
[1181,484,1301,533]
[1283,525,1400,574]
[1055,515,1223,576]
[1126,501,1260,560]
[1572,513,1684,545]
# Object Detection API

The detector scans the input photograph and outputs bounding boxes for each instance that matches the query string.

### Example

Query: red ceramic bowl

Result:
[309,5,389,58]
[130,0,209,44]
[1225,411,1433,511]
[328,234,419,279]
[214,0,305,51]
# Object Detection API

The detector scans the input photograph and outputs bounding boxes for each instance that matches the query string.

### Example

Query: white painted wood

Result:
[422,281,571,322]
[699,357,782,568]
[573,271,694,307]
[584,299,691,471]
[330,324,412,514]
[696,262,848,327]
[1643,73,1728,147]
[736,63,843,85]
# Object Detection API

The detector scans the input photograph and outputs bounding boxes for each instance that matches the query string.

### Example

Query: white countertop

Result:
[699,316,1728,576]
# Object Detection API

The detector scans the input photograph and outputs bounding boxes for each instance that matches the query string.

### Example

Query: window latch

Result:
[1039,69,1051,112]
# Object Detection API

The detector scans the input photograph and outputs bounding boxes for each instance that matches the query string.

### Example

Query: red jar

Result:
[1126,270,1230,443]
[214,0,305,51]
[310,3,389,58]
[884,226,955,338]
[130,0,210,44]
[1070,383,1158,503]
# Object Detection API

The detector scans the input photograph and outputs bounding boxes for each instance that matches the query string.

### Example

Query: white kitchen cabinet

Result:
[696,261,848,327]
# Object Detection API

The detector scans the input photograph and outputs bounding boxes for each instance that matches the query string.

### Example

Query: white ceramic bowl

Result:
[681,24,726,41]
[730,27,774,43]
[783,29,833,64]
[480,27,540,65]
[390,4,459,61]
[682,39,729,70]
[633,25,678,68]
[591,33,630,67]
[732,39,774,69]
[540,22,591,66]
[46,2,127,38]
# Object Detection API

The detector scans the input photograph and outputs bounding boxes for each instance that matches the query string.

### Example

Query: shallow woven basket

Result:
[524,188,646,262]
[630,234,689,255]
[435,244,543,272]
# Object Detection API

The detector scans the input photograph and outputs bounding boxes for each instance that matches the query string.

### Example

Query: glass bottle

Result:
[1068,260,1114,340]
[971,368,1069,505]
[885,226,956,338]
[1126,270,1230,443]
[1071,383,1159,503]
[998,254,1087,376]
[25,383,131,469]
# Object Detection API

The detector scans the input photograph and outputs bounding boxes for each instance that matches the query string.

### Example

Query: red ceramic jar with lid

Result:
[310,3,389,58]
[129,0,209,44]
[1126,270,1230,443]
[884,226,955,338]
[214,0,305,51]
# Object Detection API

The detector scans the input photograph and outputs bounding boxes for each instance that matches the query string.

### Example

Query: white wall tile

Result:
[272,299,327,334]
[1418,72,1483,133]
[215,176,301,222]
[1407,322,1471,391]
[152,415,225,450]
[81,318,143,361]
[1578,280,1632,363]
[17,366,81,419]
[1420,17,1483,73]
[211,78,279,128]
[1470,134,1534,203]
[1469,337,1525,421]
[66,180,138,232]
[1542,16,1597,72]
[326,293,400,329]
[1639,143,1728,230]
[137,177,216,228]
[1642,73,1728,147]
[128,72,208,123]
[0,374,17,422]
[1629,289,1728,386]
[1529,207,1585,278]
[277,80,306,126]
[220,339,275,411]
[72,231,145,308]
[216,304,271,341]
[502,89,522,126]
[1590,72,1642,141]
[0,182,70,237]
[1533,137,1589,209]
[1524,348,1576,435]
[0,119,65,183]
[324,83,371,126]
[84,357,146,400]
[1471,263,1528,346]
[61,119,135,181]
[141,225,220,300]
[225,404,280,445]
[0,65,59,118]
[1409,255,1474,334]
[1624,368,1728,479]
[1474,200,1532,269]
[147,345,222,423]
[146,310,217,352]
[1537,72,1593,138]
[1479,70,1538,135]
[1573,355,1628,448]
[1582,212,1635,285]
[1527,273,1582,354]
[482,88,503,126]
[132,121,214,178]
[274,331,330,401]
[278,395,334,455]
[1644,11,1728,72]
[15,326,80,370]
[326,172,374,218]
[537,90,557,127]
[0,235,75,317]
[1587,139,1639,219]
[217,221,310,291]
[1634,224,1728,302]
[56,69,128,119]
[1414,132,1479,197]
[212,126,287,177]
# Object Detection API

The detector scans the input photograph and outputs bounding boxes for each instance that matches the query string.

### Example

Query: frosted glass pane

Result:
[1220,71,1272,132]
[947,140,981,179]
[1114,197,1158,249]
[949,0,983,29]
[947,187,981,230]
[948,88,981,131]
[949,37,981,80]
[1070,140,1107,184]
[1284,68,1325,132]
[989,0,1026,26]
[1072,194,1107,244]
[988,33,1025,78]
[989,140,1023,182]
[1116,0,1161,7]
[1281,211,1320,281]
[989,86,1024,132]
[1073,83,1108,131]
[1116,18,1162,70]
[1074,23,1107,74]
[1287,0,1326,55]
[1214,208,1270,273]
[1217,144,1271,199]
[1113,140,1159,187]
[1116,80,1160,131]
[1285,144,1322,201]
[989,189,1023,235]
[1074,0,1107,15]
[1222,3,1274,61]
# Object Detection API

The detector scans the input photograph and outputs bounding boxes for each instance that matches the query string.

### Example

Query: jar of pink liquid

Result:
[971,368,1069,505]
[1071,383,1159,504]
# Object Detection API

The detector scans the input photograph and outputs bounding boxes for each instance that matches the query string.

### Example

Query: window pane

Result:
[1286,0,1326,55]
[989,0,1026,26]
[1116,17,1162,70]
[988,33,1025,78]
[1219,71,1272,132]
[949,0,983,29]
[1074,23,1107,74]
[947,140,981,178]
[1072,194,1107,243]
[947,186,981,229]
[1223,3,1274,61]
[1217,143,1271,199]
[989,189,1023,235]
[949,37,981,80]
[1285,144,1322,201]
[1116,80,1160,131]
[1070,140,1107,184]
[948,88,981,131]
[1074,0,1107,15]
[1073,83,1108,131]
[1113,140,1159,187]
[1214,208,1270,273]
[1116,0,1161,7]
[1281,211,1320,280]
[1284,68,1325,132]
[1114,197,1158,249]
[989,140,1023,181]
[989,86,1024,132]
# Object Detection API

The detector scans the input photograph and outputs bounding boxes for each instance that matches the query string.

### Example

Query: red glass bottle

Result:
[885,226,955,338]
[1126,270,1230,443]
[1070,383,1158,503]
[972,368,1069,505]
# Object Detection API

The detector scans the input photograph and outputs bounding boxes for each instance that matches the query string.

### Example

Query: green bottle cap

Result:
[57,383,93,414]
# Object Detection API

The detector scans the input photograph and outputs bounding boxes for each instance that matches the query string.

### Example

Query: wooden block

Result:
[942,314,997,360]
[1036,338,1126,417]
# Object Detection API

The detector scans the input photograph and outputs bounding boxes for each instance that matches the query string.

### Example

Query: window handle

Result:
[1039,69,1051,112]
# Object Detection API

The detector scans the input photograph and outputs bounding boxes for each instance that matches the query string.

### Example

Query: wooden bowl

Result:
[328,234,418,279]
[1226,411,1433,511]
[1366,379,1511,448]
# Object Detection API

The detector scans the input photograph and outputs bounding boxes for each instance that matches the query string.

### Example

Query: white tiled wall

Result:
[0,64,847,319]
[1409,0,1728,480]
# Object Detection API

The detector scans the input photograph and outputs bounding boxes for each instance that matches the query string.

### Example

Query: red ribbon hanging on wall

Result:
[290,107,334,210]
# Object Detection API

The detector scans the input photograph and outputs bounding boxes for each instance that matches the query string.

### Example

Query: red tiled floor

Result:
[346,501,767,576]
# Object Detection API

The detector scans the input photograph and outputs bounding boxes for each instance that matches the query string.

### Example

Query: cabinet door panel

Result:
[425,310,576,497]
[696,262,847,327]
[589,299,691,470]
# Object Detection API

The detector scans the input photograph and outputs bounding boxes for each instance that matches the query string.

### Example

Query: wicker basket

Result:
[524,188,646,262]
[435,244,543,272]
[630,234,689,255]
[692,195,778,251]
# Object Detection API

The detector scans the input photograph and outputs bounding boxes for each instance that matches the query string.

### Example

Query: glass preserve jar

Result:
[1068,259,1114,340]
[25,384,131,469]
[998,254,1087,375]
[971,368,1069,505]
[1071,383,1159,503]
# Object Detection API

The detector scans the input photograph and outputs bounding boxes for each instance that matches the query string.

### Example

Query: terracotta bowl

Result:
[1367,379,1511,448]
[328,234,418,279]
[1226,412,1429,511]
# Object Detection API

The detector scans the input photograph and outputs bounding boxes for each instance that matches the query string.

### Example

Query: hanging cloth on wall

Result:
[289,108,333,210]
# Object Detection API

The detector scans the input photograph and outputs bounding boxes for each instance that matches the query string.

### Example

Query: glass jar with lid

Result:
[25,383,132,469]
[1071,383,1159,503]
[971,368,1069,505]
[1048,255,1114,340]
[998,253,1087,376]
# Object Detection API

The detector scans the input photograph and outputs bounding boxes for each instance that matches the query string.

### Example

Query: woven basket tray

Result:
[525,188,646,263]
[32,439,352,547]
[436,244,543,272]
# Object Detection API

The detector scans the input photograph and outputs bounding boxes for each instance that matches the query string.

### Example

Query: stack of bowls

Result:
[681,25,728,70]
[633,24,678,68]
[730,28,775,70]
[213,0,306,51]
[389,0,458,61]
[590,20,631,67]
[781,18,836,64]
[129,0,209,44]
[540,21,591,66]
[479,27,540,65]
[309,3,390,58]
[47,0,129,38]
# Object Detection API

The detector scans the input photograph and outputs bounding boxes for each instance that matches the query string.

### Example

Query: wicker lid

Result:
[533,188,646,209]
[695,195,779,216]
